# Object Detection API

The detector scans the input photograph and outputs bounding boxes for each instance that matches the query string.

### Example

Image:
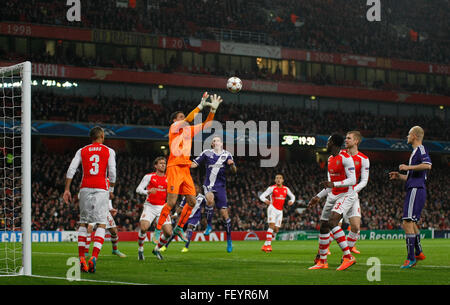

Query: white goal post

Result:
[0,61,32,276]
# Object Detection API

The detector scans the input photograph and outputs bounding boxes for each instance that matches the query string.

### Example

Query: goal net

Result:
[0,62,31,276]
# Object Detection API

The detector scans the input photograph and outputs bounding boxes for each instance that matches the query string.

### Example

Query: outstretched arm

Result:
[184,92,210,123]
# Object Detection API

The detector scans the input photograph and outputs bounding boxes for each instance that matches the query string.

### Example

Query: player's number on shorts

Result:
[89,154,100,175]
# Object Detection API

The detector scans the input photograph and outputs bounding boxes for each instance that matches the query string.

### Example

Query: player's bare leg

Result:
[329,212,355,271]
[348,216,361,254]
[109,227,126,257]
[88,223,107,273]
[77,223,89,272]
[204,192,215,236]
[220,207,233,252]
[138,220,150,260]
[262,222,276,253]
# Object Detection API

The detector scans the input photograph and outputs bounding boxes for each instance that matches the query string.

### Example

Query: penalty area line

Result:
[28,274,151,285]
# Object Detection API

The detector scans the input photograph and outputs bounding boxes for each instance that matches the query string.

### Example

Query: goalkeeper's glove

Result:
[197,91,209,110]
[205,94,223,113]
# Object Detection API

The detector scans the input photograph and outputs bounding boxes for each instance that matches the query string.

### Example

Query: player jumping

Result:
[259,174,295,253]
[136,156,170,260]
[151,93,223,248]
[308,134,357,271]
[191,136,237,252]
[63,126,116,273]
[162,184,207,252]
[389,126,431,269]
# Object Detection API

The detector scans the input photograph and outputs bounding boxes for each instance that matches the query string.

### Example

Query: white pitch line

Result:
[31,251,450,269]
[214,257,450,269]
[28,274,151,285]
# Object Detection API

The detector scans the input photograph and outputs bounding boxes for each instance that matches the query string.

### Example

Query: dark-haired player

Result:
[308,134,357,271]
[152,93,222,248]
[259,174,295,252]
[63,126,116,273]
[389,126,431,269]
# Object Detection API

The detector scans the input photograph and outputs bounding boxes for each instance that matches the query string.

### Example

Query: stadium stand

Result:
[21,152,449,232]
[1,0,449,64]
[31,91,450,141]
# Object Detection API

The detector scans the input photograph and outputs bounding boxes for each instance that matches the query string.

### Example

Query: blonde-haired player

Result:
[342,130,370,254]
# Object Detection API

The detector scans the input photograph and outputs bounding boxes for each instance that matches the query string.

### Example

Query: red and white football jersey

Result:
[340,149,370,193]
[327,151,356,195]
[259,185,295,211]
[136,172,167,205]
[66,143,116,190]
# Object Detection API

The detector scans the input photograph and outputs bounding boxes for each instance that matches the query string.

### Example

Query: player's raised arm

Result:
[227,154,237,174]
[389,171,407,181]
[190,94,223,137]
[259,186,274,205]
[183,92,210,123]
[63,148,82,203]
[354,157,370,193]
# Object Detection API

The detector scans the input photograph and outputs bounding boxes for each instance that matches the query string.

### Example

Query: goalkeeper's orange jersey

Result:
[167,111,214,167]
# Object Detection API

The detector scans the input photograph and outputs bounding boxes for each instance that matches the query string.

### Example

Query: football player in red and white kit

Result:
[63,126,116,273]
[135,156,171,260]
[259,174,295,252]
[85,179,127,258]
[308,134,357,271]
[342,130,370,254]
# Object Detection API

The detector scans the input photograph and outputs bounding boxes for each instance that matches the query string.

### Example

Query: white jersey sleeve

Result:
[108,200,113,210]
[136,174,152,196]
[354,157,370,193]
[286,187,295,203]
[333,154,356,188]
[259,186,275,203]
[107,147,116,184]
[66,149,82,179]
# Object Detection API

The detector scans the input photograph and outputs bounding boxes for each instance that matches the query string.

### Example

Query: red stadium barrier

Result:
[109,231,267,242]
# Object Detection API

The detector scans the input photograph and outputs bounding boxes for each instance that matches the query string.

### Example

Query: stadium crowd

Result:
[31,91,450,141]
[1,0,449,65]
[27,152,449,232]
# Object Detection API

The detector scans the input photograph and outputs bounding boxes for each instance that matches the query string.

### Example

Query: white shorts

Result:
[267,204,283,227]
[89,211,116,230]
[343,193,361,223]
[79,188,109,224]
[320,190,357,222]
[139,203,171,226]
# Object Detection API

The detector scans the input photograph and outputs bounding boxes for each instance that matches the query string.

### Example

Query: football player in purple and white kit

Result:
[389,126,431,269]
[191,136,237,253]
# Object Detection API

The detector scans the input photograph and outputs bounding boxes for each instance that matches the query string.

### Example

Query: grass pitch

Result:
[0,239,449,285]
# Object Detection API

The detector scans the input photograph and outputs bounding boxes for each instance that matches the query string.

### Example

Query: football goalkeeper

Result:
[152,92,223,246]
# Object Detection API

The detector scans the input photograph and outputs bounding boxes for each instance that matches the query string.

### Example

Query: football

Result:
[226,77,242,93]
